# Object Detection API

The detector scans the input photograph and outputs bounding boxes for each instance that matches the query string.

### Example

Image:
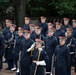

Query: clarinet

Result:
[5,33,14,48]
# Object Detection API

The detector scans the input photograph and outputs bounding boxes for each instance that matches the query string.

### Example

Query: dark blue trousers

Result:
[7,59,14,69]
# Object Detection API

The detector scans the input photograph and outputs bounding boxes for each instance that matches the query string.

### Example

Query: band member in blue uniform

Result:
[3,19,12,62]
[30,24,36,41]
[35,26,45,41]
[5,24,16,70]
[46,23,54,36]
[11,27,24,71]
[19,30,34,75]
[55,36,70,75]
[62,18,72,32]
[23,17,30,30]
[39,16,48,36]
[0,34,5,71]
[29,39,49,75]
[54,22,65,44]
[65,28,76,66]
[3,19,12,38]
[45,28,58,73]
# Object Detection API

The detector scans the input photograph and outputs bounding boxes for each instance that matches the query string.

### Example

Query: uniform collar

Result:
[56,28,61,31]
[60,44,65,47]
[48,35,54,39]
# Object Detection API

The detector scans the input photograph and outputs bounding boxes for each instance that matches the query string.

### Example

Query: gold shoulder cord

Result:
[31,47,34,56]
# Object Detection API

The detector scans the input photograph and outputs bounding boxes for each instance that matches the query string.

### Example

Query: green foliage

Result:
[54,0,76,16]
[0,2,10,19]
[26,0,46,16]
[26,0,76,17]
[0,0,9,3]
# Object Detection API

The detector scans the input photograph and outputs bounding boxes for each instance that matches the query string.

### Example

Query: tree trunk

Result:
[16,0,26,27]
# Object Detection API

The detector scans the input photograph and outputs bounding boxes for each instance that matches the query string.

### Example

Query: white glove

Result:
[36,61,40,65]
[27,43,35,52]
[31,43,35,48]
[38,48,43,51]
[27,47,33,52]
[36,60,46,66]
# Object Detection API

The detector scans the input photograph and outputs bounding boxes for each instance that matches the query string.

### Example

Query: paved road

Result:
[0,63,76,75]
[0,63,16,75]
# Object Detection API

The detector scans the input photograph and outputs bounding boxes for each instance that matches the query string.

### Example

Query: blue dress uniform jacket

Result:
[54,29,65,44]
[5,31,19,69]
[3,27,10,39]
[54,29,65,39]
[30,48,49,75]
[35,33,45,41]
[5,31,17,59]
[23,24,30,30]
[45,36,58,72]
[14,35,24,59]
[0,34,5,69]
[39,23,48,36]
[30,31,36,41]
[3,27,10,60]
[20,38,34,75]
[61,25,72,32]
[55,45,70,75]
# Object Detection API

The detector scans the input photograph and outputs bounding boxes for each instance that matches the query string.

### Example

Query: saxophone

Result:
[5,33,15,48]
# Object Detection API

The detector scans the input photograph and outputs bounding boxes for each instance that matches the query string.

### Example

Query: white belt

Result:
[70,52,74,54]
[46,72,51,74]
